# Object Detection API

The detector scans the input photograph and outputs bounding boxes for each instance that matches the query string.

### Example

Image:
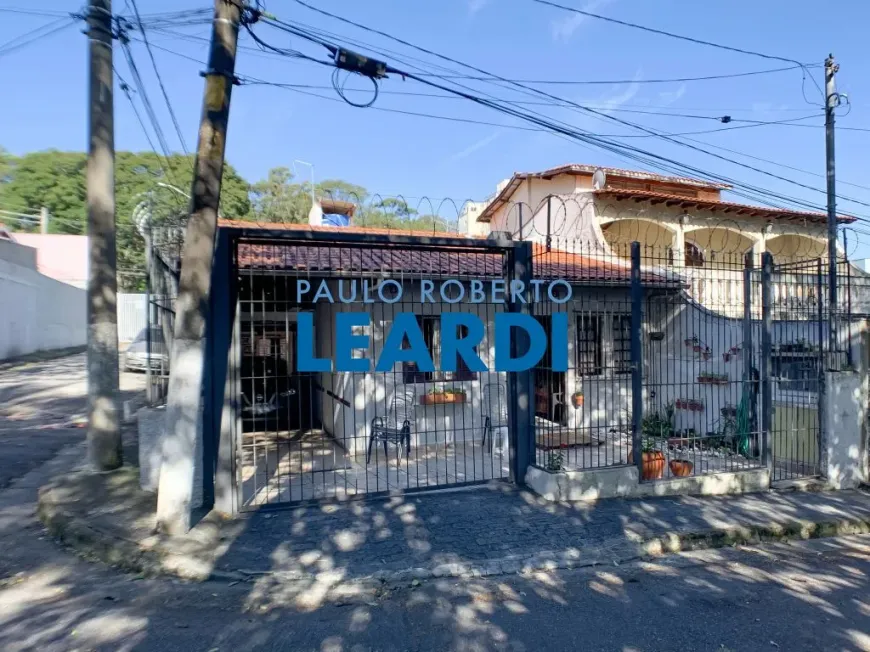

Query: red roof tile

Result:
[228,221,675,286]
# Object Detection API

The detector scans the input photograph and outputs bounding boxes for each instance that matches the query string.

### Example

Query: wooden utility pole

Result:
[86,0,121,471]
[156,0,243,534]
[825,54,839,355]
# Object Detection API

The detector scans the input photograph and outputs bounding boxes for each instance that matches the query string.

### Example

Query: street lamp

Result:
[293,159,316,205]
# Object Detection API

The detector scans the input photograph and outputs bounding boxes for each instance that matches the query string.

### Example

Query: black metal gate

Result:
[226,229,518,509]
[766,257,826,482]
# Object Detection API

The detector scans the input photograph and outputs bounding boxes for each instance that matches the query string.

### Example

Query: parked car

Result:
[124,327,170,372]
[241,355,301,432]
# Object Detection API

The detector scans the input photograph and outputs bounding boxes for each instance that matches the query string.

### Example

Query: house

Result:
[145,167,870,517]
[10,233,89,289]
[461,164,866,318]
[0,236,86,359]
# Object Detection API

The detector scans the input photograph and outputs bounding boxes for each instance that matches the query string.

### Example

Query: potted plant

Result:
[571,391,584,408]
[640,438,666,480]
[545,450,564,472]
[669,459,694,477]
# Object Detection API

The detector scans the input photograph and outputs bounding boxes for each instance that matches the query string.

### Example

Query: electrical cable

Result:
[0,16,75,58]
[275,9,855,215]
[529,0,810,66]
[126,0,190,155]
[409,64,812,85]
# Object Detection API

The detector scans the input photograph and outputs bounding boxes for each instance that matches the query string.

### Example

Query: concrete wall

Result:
[0,240,86,360]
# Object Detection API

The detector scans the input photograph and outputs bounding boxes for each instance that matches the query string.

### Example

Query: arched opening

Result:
[766,234,827,265]
[601,219,675,263]
[685,241,705,267]
[685,227,754,269]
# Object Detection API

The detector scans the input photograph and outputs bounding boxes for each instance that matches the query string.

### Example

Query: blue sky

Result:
[2,0,870,254]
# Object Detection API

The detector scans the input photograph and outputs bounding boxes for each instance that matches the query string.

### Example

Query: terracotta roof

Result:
[594,188,856,224]
[227,221,675,286]
[477,164,729,222]
[521,164,729,190]
[219,219,472,239]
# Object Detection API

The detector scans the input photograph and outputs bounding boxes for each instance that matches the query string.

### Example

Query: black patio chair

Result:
[368,385,416,463]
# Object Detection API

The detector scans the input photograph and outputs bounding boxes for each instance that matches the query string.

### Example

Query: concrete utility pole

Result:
[156,0,244,534]
[825,54,839,356]
[40,206,49,234]
[86,0,121,471]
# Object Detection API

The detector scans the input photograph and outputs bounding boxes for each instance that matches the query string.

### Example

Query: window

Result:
[611,315,632,374]
[575,314,631,376]
[402,315,478,383]
[773,354,819,394]
[576,315,602,376]
[685,242,705,267]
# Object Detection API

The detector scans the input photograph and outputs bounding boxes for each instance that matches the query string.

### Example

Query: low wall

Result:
[526,464,770,502]
[0,250,86,360]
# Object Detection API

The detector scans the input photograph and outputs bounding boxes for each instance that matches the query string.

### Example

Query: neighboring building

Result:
[0,237,86,359]
[469,163,863,316]
[10,233,89,288]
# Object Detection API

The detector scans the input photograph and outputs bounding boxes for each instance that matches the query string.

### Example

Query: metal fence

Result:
[229,232,517,509]
[527,235,864,485]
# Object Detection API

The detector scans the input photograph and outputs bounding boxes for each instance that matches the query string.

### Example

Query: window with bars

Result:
[611,315,632,374]
[576,313,632,376]
[576,315,602,376]
[402,315,478,383]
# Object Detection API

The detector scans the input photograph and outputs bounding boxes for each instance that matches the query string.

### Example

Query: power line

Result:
[674,135,870,195]
[0,16,75,58]
[123,0,190,155]
[272,7,847,215]
[410,64,812,85]
[241,77,826,139]
[530,0,811,66]
[0,7,71,18]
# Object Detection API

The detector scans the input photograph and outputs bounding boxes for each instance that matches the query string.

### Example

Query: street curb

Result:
[37,478,870,586]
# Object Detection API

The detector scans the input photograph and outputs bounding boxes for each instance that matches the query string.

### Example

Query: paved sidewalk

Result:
[39,462,870,585]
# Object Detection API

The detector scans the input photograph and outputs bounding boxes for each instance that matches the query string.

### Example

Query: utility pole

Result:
[40,206,49,234]
[825,54,839,358]
[156,0,244,534]
[86,0,121,471]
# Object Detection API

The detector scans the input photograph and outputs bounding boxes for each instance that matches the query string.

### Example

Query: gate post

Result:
[760,252,774,473]
[630,242,644,473]
[817,257,828,477]
[508,240,534,485]
[743,253,756,456]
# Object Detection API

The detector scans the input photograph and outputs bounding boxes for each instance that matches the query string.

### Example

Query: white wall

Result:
[0,241,86,360]
[118,293,147,342]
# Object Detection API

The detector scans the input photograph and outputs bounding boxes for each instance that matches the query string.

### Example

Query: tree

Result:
[249,166,310,223]
[0,149,251,289]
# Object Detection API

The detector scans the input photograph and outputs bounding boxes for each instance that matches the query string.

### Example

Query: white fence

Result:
[118,293,147,342]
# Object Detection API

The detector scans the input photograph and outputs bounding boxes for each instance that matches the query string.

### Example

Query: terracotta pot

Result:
[641,450,666,480]
[420,393,466,405]
[571,393,584,408]
[669,459,694,477]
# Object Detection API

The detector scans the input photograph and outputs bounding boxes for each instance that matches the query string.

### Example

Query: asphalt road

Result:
[0,354,869,651]
[0,353,144,487]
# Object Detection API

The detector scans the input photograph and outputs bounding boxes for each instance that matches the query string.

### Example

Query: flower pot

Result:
[641,450,666,480]
[571,393,584,408]
[669,459,694,477]
[420,392,466,406]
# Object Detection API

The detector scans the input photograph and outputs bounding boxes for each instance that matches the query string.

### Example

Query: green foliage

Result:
[0,150,451,290]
